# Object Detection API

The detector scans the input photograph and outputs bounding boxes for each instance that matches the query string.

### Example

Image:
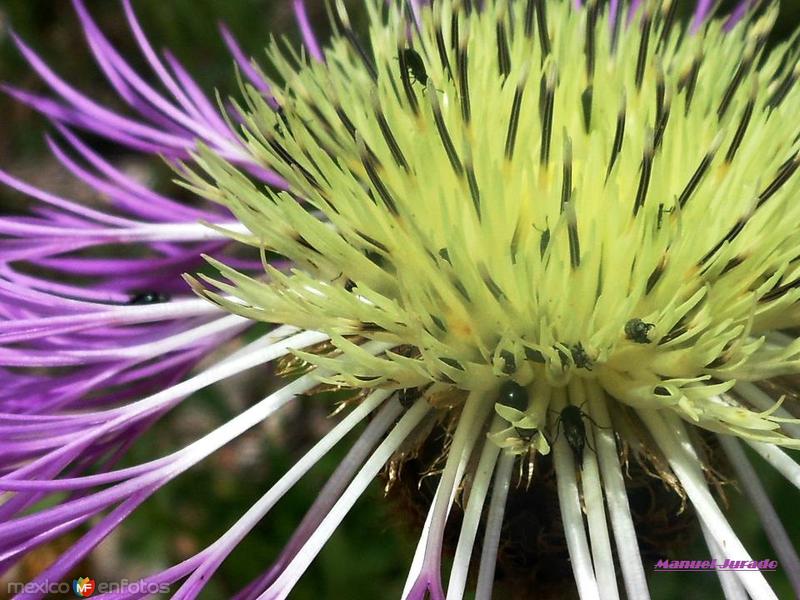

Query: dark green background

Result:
[0,2,798,598]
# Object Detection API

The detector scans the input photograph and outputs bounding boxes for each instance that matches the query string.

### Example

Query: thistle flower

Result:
[2,1,800,599]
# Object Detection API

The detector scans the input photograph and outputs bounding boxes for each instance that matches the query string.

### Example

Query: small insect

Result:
[497,380,529,411]
[333,272,357,292]
[551,404,607,466]
[656,203,674,229]
[570,343,593,370]
[532,219,551,259]
[625,318,655,343]
[127,291,170,305]
[399,48,428,86]
[539,227,551,258]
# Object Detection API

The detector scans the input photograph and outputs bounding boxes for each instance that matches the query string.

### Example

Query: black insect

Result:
[539,227,551,258]
[570,343,593,370]
[497,380,529,411]
[128,291,170,305]
[656,204,674,229]
[552,404,606,466]
[400,48,428,86]
[625,318,655,343]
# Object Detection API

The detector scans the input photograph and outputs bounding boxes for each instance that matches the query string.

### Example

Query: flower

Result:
[2,1,800,599]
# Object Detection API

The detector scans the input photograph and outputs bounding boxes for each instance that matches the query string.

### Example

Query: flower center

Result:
[190,0,800,449]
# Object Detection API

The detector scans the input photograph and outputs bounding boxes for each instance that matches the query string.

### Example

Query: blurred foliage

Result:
[0,1,799,598]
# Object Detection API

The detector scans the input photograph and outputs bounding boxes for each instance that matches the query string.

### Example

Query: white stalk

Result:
[401,486,439,599]
[9,329,329,480]
[474,451,515,600]
[0,373,320,542]
[580,420,620,599]
[589,389,650,600]
[14,221,250,241]
[640,409,778,600]
[404,390,493,598]
[172,389,397,598]
[719,434,800,597]
[219,325,299,364]
[167,375,320,473]
[700,521,749,600]
[263,383,400,581]
[422,392,493,560]
[446,417,503,600]
[262,399,431,599]
[4,296,222,330]
[746,440,800,490]
[551,389,601,600]
[91,313,249,360]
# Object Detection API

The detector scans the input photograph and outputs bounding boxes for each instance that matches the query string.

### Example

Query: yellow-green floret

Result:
[183,0,800,451]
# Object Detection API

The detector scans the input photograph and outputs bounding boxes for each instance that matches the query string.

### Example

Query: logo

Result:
[72,577,96,597]
[653,558,779,572]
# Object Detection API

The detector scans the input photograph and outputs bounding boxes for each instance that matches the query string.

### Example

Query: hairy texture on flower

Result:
[189,0,800,450]
[3,2,800,600]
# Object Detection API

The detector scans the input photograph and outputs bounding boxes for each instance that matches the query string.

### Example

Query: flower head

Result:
[2,1,800,600]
